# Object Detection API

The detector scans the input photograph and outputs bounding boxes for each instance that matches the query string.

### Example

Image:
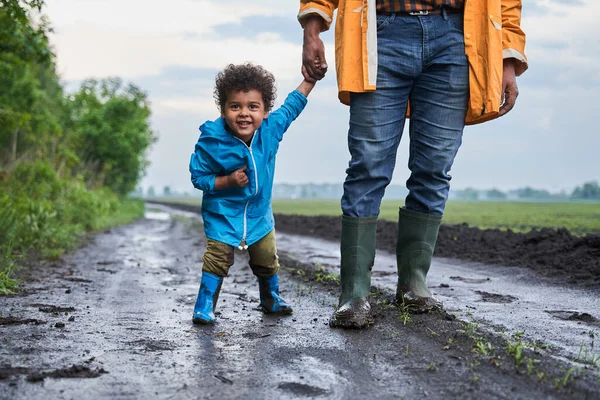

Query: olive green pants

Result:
[202,229,279,278]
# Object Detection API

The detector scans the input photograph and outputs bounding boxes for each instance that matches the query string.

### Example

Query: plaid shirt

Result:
[376,0,464,13]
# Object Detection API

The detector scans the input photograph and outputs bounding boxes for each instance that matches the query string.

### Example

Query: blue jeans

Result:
[341,9,469,217]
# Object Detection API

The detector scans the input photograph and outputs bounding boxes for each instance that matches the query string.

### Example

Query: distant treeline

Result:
[453,182,600,201]
[0,0,154,294]
[138,181,600,202]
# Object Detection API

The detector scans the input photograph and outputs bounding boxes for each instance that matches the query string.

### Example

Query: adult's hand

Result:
[302,16,328,81]
[499,59,519,117]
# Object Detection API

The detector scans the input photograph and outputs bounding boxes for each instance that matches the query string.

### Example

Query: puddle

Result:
[145,204,200,221]
[145,210,171,221]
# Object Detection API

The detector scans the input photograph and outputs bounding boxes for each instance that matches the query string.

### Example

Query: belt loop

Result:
[441,6,448,21]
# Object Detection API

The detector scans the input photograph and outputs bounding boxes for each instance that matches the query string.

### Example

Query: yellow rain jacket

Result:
[298,0,528,125]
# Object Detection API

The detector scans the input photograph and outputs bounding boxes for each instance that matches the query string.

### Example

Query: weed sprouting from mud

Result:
[506,337,524,367]
[442,338,453,351]
[397,301,412,326]
[588,330,596,339]
[553,367,581,391]
[315,271,339,285]
[285,267,308,282]
[427,361,438,372]
[526,358,541,376]
[459,317,480,341]
[502,330,570,386]
[575,340,600,367]
[474,339,494,356]
[469,360,481,372]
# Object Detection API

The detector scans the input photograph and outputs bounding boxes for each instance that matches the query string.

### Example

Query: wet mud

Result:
[273,214,600,291]
[0,317,46,326]
[0,205,599,399]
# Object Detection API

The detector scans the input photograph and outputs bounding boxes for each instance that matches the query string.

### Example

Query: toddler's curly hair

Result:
[214,63,277,113]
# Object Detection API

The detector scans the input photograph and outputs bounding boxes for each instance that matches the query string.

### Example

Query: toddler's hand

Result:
[228,166,249,188]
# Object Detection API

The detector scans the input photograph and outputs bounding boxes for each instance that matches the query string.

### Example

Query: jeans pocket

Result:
[446,13,464,32]
[376,14,392,31]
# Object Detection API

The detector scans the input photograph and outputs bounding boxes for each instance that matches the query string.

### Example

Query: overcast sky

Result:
[44,0,599,194]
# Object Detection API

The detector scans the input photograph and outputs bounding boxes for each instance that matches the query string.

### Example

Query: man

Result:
[298,0,527,328]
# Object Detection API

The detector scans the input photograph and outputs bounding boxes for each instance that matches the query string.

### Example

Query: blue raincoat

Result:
[189,90,308,248]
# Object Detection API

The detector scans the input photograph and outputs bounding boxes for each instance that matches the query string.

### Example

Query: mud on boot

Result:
[329,298,373,329]
[329,216,377,329]
[396,207,443,314]
[257,273,293,314]
[192,272,223,325]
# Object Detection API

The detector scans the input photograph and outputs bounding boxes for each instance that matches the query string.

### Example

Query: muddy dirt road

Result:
[1,205,599,399]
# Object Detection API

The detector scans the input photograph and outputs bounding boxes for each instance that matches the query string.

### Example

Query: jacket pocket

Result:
[202,197,245,217]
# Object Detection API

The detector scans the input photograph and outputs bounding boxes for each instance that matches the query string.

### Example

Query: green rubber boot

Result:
[329,216,377,329]
[396,207,443,313]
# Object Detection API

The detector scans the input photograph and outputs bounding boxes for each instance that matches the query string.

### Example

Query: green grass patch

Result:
[271,199,600,235]
[0,242,19,295]
[0,162,146,295]
[94,198,146,231]
[154,197,600,235]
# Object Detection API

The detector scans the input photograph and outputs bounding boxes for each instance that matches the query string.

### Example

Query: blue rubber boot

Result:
[192,272,223,325]
[257,274,292,314]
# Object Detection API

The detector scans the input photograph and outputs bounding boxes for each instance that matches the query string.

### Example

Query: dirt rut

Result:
[0,207,599,399]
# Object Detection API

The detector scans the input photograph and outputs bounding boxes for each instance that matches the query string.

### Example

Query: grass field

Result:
[149,197,600,235]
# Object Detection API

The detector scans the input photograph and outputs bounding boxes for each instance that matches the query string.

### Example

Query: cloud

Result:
[126,63,338,117]
[523,0,587,16]
[207,15,302,44]
[45,0,311,81]
[43,0,600,193]
[130,66,218,101]
[45,0,297,35]
[51,28,306,81]
[519,62,600,89]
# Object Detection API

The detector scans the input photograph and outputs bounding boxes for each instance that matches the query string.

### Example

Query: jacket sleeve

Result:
[189,137,218,194]
[501,0,528,76]
[268,90,308,142]
[298,0,339,30]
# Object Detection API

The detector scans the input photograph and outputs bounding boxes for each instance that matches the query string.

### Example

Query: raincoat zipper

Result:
[234,135,259,250]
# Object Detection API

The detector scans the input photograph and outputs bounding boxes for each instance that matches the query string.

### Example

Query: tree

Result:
[571,181,600,200]
[163,186,172,197]
[0,0,154,198]
[0,0,52,64]
[68,78,156,195]
[516,187,551,199]
[0,0,58,166]
[455,187,479,201]
[486,188,507,199]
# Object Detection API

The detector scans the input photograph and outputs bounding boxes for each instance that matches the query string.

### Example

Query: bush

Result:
[0,161,145,294]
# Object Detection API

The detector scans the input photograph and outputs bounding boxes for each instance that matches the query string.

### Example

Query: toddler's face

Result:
[222,89,268,143]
